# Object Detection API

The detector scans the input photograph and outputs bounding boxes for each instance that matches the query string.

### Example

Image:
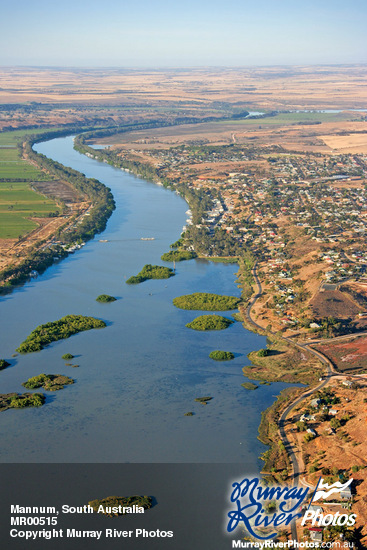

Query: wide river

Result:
[0,136,292,466]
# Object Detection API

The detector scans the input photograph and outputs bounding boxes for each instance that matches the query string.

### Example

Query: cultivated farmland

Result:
[0,130,59,239]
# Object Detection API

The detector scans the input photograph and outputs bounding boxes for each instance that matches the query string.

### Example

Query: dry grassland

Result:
[1,66,366,109]
[286,377,367,544]
[103,119,367,156]
[321,132,367,153]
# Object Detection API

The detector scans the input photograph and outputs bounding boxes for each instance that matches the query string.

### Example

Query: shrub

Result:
[22,373,74,391]
[0,359,10,370]
[16,315,106,354]
[126,264,174,284]
[161,250,197,262]
[9,393,45,409]
[96,294,116,303]
[186,315,234,331]
[209,350,235,361]
[265,501,277,513]
[330,418,341,429]
[173,292,240,311]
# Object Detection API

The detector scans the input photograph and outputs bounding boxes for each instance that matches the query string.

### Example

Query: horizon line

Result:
[1,62,367,71]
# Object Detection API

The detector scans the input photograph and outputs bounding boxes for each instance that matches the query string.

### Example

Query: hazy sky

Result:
[1,0,366,67]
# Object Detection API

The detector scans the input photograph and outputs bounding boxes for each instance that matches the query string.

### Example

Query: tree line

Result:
[0,130,116,292]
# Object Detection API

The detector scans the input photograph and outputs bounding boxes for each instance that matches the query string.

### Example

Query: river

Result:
[0,135,292,466]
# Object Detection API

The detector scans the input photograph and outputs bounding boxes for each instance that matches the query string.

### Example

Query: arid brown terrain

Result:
[1,65,367,108]
[1,64,366,545]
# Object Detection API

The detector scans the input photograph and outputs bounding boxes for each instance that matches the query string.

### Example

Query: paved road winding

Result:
[244,261,335,542]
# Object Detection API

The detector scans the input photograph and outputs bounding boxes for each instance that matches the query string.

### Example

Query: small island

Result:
[241,382,258,391]
[186,315,234,331]
[209,350,235,361]
[16,314,106,353]
[195,396,213,405]
[0,392,45,412]
[62,353,74,360]
[126,264,175,284]
[88,496,153,517]
[22,373,74,391]
[0,359,10,370]
[96,294,116,303]
[173,292,240,311]
[161,250,197,262]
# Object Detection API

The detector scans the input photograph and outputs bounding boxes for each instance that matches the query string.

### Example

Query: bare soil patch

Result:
[32,180,81,203]
[310,289,362,320]
[314,335,367,372]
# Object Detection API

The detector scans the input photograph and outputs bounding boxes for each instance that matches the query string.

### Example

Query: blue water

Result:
[0,136,293,465]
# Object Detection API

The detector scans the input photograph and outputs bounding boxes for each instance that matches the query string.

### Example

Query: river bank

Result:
[73,134,318,482]
[0,135,297,465]
[0,128,116,294]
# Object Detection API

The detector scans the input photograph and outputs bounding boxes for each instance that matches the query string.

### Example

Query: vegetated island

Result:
[88,496,153,517]
[96,294,116,303]
[126,264,175,284]
[161,250,197,262]
[16,314,106,353]
[186,315,234,331]
[0,392,45,412]
[173,292,240,311]
[209,350,235,361]
[62,353,74,360]
[22,374,74,391]
[241,382,259,391]
[0,359,10,370]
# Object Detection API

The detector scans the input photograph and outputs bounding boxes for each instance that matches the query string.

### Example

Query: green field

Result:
[0,148,21,161]
[0,212,37,238]
[0,184,58,212]
[0,130,59,238]
[0,161,47,180]
[0,128,56,147]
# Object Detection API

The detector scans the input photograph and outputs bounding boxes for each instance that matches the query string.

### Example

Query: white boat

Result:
[141,237,155,241]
